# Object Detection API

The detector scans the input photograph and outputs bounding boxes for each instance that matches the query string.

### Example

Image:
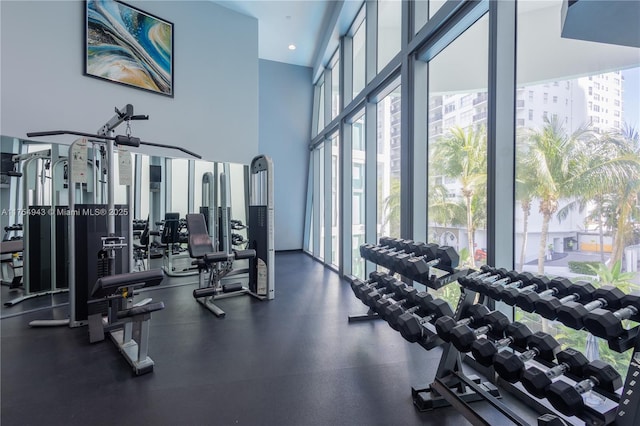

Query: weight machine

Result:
[188,155,274,316]
[26,104,200,374]
[3,147,70,306]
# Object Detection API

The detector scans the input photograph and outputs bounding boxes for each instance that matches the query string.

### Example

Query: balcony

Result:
[473,93,488,105]
[472,111,487,122]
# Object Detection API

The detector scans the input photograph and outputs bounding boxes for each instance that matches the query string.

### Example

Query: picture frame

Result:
[85,0,174,97]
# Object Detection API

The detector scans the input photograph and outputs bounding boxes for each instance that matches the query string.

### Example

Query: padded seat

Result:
[91,269,165,299]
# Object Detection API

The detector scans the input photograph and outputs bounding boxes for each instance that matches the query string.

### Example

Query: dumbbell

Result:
[546,360,623,416]
[434,305,490,343]
[500,275,551,306]
[362,278,410,308]
[450,310,511,353]
[493,332,561,383]
[351,274,394,300]
[482,271,525,300]
[397,300,454,343]
[372,286,420,317]
[463,268,510,293]
[520,348,589,398]
[533,281,596,320]
[384,291,434,329]
[359,238,407,263]
[400,245,460,280]
[582,292,640,339]
[350,272,386,294]
[471,322,533,367]
[555,285,625,330]
[516,277,574,313]
[387,242,439,275]
[375,238,420,266]
[457,266,494,288]
[490,272,535,303]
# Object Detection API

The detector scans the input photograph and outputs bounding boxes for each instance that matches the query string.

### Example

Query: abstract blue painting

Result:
[85,0,173,97]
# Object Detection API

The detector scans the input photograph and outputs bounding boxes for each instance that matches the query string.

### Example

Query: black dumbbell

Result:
[521,348,589,398]
[361,238,408,263]
[362,278,409,308]
[397,300,454,343]
[493,332,560,383]
[546,360,623,416]
[464,268,510,293]
[350,272,387,295]
[391,242,439,276]
[401,246,460,279]
[457,266,494,288]
[434,305,491,343]
[516,277,574,313]
[482,271,524,299]
[450,310,511,353]
[500,275,551,306]
[351,273,391,300]
[555,285,625,330]
[378,241,419,271]
[533,281,596,320]
[385,292,434,329]
[582,292,640,339]
[373,286,422,318]
[471,322,533,367]
[491,272,536,304]
[372,283,419,312]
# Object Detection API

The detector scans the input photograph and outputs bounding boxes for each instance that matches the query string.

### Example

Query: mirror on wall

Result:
[0,135,251,315]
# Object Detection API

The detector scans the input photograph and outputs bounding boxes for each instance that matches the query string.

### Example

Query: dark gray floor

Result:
[1,252,541,425]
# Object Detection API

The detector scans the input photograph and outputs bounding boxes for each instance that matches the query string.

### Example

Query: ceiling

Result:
[213,0,335,67]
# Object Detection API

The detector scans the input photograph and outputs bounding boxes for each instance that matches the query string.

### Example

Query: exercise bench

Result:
[89,269,165,375]
[186,213,256,317]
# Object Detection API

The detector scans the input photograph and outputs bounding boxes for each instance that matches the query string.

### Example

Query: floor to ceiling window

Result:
[331,133,340,267]
[514,0,640,379]
[377,0,401,72]
[352,13,366,99]
[352,112,366,279]
[376,84,402,242]
[427,13,489,271]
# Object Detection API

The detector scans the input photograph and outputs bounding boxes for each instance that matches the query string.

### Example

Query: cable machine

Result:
[27,104,201,327]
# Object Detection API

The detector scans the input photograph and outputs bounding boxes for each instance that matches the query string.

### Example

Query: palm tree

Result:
[520,116,594,274]
[515,132,539,271]
[431,126,487,268]
[606,125,640,266]
[381,176,401,238]
[559,125,640,266]
[428,180,466,227]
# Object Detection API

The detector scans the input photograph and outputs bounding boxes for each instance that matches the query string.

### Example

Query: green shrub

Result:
[568,261,601,275]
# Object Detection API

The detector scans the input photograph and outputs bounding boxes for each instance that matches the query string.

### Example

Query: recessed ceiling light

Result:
[288,44,296,50]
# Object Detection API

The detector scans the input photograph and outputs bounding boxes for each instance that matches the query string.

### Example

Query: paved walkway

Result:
[521,250,640,285]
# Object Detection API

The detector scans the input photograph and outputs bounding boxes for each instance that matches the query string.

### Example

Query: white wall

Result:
[0,0,259,164]
[258,59,312,251]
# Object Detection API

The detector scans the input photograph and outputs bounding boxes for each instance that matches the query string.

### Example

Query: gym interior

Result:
[1,1,639,425]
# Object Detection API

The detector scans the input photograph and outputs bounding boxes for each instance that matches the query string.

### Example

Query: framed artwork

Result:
[85,0,174,97]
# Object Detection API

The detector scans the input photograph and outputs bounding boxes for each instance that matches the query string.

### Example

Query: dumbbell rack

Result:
[351,239,640,425]
[457,269,640,426]
[350,238,531,423]
[411,288,534,426]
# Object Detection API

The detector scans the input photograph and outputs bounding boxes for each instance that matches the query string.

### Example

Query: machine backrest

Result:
[161,212,180,244]
[186,213,214,259]
[139,217,150,247]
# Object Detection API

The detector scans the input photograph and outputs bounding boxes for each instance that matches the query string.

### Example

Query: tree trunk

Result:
[466,194,476,269]
[538,212,551,275]
[598,204,605,263]
[611,200,631,266]
[519,199,531,272]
